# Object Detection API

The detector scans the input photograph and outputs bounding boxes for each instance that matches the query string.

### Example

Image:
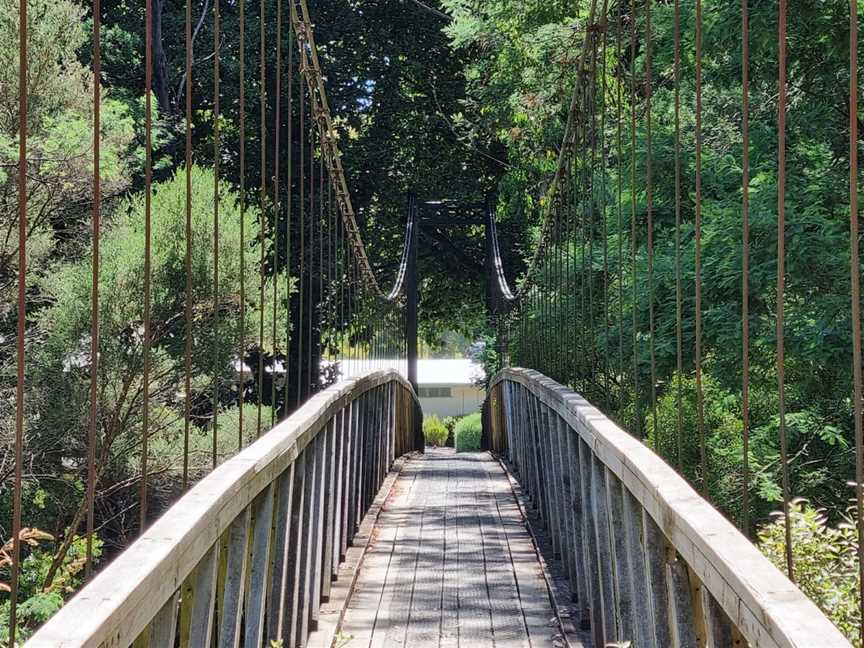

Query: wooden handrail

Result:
[27,370,423,648]
[484,367,851,648]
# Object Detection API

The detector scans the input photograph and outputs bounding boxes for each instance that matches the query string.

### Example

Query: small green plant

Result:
[758,499,860,647]
[454,412,483,452]
[423,414,449,447]
[442,416,457,447]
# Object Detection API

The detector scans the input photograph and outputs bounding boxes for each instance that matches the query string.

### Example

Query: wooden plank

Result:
[376,459,427,646]
[667,558,698,648]
[440,452,460,648]
[339,459,419,646]
[266,463,295,642]
[404,450,447,646]
[148,592,179,648]
[606,469,635,641]
[591,453,617,642]
[477,455,531,647]
[217,508,251,648]
[300,435,321,643]
[188,545,218,648]
[643,507,674,647]
[455,454,494,648]
[283,452,307,648]
[331,408,345,576]
[243,483,275,647]
[321,419,337,602]
[310,424,328,627]
[577,436,604,648]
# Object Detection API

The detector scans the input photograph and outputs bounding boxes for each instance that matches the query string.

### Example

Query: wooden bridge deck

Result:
[339,448,564,648]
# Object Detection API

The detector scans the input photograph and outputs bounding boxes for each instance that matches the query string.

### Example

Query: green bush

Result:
[442,416,457,447]
[455,412,483,452]
[758,501,860,647]
[423,415,449,447]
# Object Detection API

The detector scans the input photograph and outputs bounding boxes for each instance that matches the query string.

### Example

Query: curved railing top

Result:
[489,367,850,648]
[27,370,419,648]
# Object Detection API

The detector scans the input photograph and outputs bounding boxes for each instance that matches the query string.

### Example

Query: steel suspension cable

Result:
[777,0,794,581]
[296,70,305,403]
[695,0,706,487]
[674,0,683,472]
[741,0,751,533]
[630,0,640,437]
[307,115,315,389]
[272,0,282,426]
[588,29,598,395]
[140,0,154,519]
[645,0,657,435]
[285,29,293,412]
[601,4,610,410]
[850,0,864,639]
[238,0,247,449]
[85,0,101,577]
[9,0,27,637]
[182,0,194,490]
[212,0,221,469]
[617,0,624,416]
[257,0,267,437]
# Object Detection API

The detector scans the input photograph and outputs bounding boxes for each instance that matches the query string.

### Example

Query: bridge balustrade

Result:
[484,367,850,648]
[26,370,422,648]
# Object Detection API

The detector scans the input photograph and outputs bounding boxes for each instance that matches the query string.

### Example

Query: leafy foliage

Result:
[454,412,482,452]
[0,531,102,643]
[423,414,449,447]
[758,501,861,646]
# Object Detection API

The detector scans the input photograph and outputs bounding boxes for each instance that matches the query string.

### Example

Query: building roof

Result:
[333,358,484,386]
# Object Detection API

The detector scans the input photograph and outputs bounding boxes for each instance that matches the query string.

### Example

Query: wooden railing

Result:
[27,370,422,648]
[483,368,851,648]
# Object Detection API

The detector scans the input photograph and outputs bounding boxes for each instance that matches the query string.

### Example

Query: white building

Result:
[334,358,485,418]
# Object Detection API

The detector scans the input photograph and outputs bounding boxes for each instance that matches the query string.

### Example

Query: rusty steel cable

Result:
[587,29,598,396]
[212,0,221,469]
[695,0,706,488]
[645,0,657,436]
[85,0,101,578]
[777,0,794,581]
[307,117,315,389]
[182,0,194,490]
[297,56,305,404]
[285,29,293,412]
[674,0,683,473]
[741,0,751,533]
[140,0,154,526]
[600,4,610,410]
[238,0,247,450]
[616,0,624,416]
[629,0,639,437]
[318,145,324,383]
[257,0,267,438]
[272,0,282,427]
[9,0,27,637]
[851,0,864,640]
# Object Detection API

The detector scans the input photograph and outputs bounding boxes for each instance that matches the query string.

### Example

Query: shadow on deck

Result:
[330,448,584,648]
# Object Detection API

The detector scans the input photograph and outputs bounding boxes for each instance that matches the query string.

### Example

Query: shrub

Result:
[455,412,483,452]
[442,416,457,447]
[758,500,860,646]
[423,415,449,447]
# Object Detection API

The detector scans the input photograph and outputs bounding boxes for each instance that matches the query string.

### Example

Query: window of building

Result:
[419,387,452,398]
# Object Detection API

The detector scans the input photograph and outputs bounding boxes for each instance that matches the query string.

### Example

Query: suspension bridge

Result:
[6,0,864,646]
